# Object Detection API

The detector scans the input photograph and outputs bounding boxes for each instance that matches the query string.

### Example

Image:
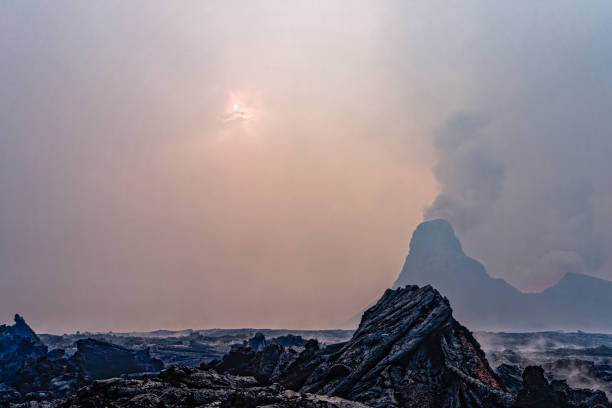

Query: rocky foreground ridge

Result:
[207,285,511,407]
[3,285,610,407]
[56,368,368,408]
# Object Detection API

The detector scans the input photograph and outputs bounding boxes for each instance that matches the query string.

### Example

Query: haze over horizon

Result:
[2,1,612,334]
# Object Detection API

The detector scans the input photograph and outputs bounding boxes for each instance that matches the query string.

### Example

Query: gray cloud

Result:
[422,1,612,290]
[425,113,505,232]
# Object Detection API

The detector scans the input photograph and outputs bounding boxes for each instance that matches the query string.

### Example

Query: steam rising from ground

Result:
[477,331,612,398]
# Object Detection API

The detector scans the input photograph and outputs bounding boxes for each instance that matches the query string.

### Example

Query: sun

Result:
[221,92,257,126]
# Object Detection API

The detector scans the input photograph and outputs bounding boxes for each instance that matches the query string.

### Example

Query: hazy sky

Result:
[1,1,611,333]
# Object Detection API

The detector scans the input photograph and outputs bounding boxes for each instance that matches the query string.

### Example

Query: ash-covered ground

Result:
[39,328,354,367]
[40,327,612,398]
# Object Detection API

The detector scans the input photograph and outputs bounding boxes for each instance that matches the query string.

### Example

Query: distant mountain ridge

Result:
[393,219,612,331]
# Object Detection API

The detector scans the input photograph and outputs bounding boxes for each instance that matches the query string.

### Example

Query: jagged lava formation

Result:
[514,366,609,408]
[0,315,162,404]
[0,315,48,386]
[208,285,513,407]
